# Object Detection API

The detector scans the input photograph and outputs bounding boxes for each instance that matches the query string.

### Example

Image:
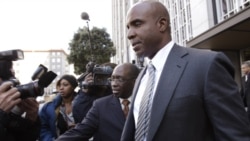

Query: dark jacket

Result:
[73,87,113,124]
[72,90,98,123]
[241,74,250,121]
[39,93,77,141]
[121,44,250,141]
[56,94,126,141]
[0,109,40,141]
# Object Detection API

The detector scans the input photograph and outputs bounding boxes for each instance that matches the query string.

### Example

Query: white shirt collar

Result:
[119,97,131,104]
[147,40,174,71]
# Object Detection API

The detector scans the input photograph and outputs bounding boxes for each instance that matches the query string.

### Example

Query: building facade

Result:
[111,0,250,61]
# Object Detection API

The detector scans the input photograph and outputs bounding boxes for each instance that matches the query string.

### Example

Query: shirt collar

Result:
[119,97,131,104]
[147,40,174,71]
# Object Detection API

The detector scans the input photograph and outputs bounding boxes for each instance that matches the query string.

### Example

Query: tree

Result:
[67,26,116,75]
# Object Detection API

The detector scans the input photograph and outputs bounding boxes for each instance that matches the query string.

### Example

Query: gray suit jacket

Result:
[121,44,250,141]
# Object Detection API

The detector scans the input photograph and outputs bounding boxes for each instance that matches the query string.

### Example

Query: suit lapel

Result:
[110,95,126,125]
[147,45,188,141]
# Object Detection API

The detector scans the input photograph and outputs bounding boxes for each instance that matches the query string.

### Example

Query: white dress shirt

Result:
[133,41,174,127]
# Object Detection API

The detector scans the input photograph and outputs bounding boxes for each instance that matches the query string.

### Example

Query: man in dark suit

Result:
[241,60,250,120]
[121,1,250,141]
[56,63,140,141]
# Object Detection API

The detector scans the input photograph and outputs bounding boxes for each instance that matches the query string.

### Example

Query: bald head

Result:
[137,1,169,19]
[126,1,171,59]
[128,1,170,34]
[111,63,140,99]
[113,63,140,78]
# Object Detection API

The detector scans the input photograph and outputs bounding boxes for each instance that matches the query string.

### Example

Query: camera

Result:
[78,61,113,88]
[0,49,57,115]
[9,64,57,99]
[0,49,57,99]
[92,65,113,86]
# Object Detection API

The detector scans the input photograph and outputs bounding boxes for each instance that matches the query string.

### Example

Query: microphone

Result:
[81,12,90,21]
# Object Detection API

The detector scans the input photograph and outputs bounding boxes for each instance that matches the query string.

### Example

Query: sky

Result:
[0,0,112,52]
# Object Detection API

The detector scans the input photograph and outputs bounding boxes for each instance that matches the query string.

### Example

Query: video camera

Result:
[78,61,113,88]
[9,64,57,99]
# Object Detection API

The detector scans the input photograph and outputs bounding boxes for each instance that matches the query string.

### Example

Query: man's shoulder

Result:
[94,95,116,105]
[96,94,114,101]
[174,44,222,59]
[177,44,217,54]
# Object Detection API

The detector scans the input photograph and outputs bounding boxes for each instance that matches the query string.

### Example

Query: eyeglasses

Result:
[108,77,135,83]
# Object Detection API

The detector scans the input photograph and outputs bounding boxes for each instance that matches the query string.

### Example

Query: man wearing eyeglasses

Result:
[56,63,140,141]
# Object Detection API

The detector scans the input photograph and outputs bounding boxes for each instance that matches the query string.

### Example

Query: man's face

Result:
[126,3,162,59]
[241,64,250,75]
[110,66,135,99]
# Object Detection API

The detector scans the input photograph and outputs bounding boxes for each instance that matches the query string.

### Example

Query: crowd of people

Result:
[1,1,250,141]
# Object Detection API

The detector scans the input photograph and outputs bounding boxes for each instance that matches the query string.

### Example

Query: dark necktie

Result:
[135,62,155,141]
[122,99,130,118]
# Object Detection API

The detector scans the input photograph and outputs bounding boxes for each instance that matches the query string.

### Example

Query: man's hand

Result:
[82,73,94,93]
[18,98,39,123]
[0,82,21,113]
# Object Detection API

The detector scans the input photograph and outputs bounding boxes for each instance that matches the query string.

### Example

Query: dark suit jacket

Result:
[56,94,126,141]
[241,75,248,106]
[72,90,98,123]
[121,44,250,141]
[241,74,250,120]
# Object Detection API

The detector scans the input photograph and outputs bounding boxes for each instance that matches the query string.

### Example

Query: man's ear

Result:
[158,17,168,32]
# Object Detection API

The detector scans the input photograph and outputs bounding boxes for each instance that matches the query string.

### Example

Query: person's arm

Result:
[73,90,97,123]
[7,112,40,141]
[0,82,21,139]
[13,98,41,141]
[56,100,100,141]
[18,98,39,122]
[0,109,10,139]
[39,102,58,141]
[205,52,250,140]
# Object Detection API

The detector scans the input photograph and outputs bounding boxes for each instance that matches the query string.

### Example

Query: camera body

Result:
[0,49,57,116]
[10,64,57,99]
[0,49,57,99]
[92,65,113,86]
[8,78,43,99]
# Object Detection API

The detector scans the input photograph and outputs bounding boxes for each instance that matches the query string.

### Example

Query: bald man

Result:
[121,1,250,141]
[56,63,140,141]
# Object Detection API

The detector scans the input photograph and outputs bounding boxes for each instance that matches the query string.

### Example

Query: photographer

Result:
[73,62,117,123]
[0,60,40,141]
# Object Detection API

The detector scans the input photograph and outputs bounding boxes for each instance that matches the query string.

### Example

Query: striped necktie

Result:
[135,62,155,141]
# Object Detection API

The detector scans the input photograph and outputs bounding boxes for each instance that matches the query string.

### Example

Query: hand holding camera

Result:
[17,97,39,122]
[0,82,21,113]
